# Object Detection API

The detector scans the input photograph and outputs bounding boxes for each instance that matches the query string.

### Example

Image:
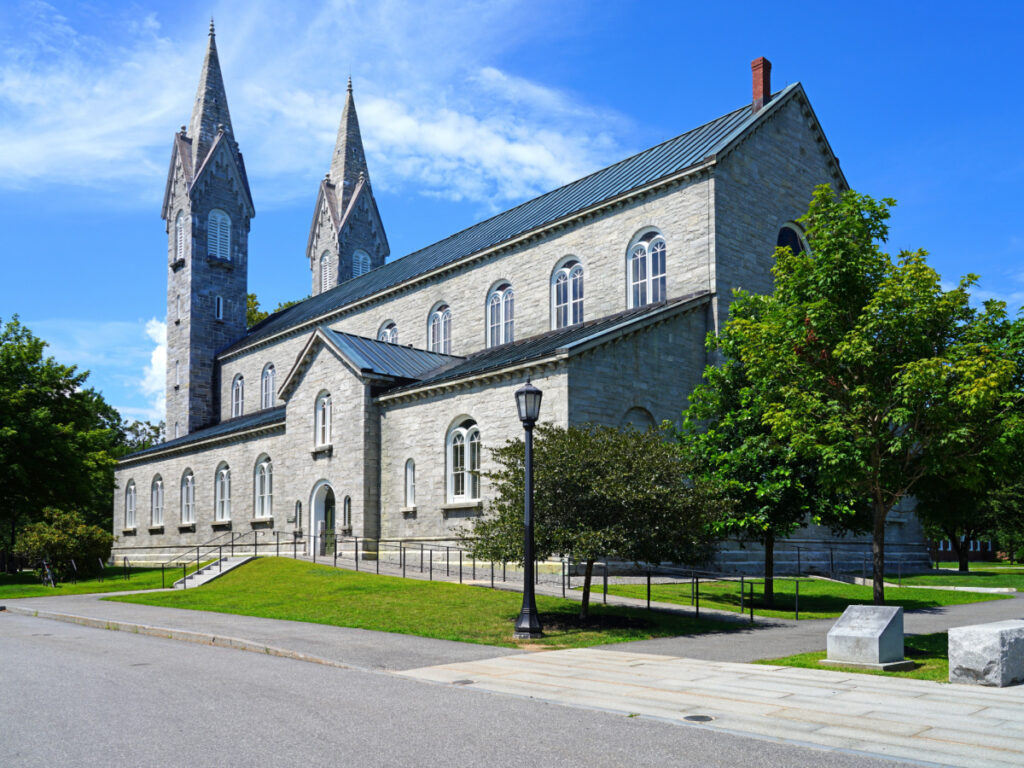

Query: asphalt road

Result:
[1,613,909,768]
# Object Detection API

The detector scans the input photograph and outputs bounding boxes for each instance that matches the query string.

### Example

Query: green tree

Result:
[15,507,113,580]
[0,317,121,555]
[112,419,165,457]
[725,187,1021,603]
[990,479,1024,563]
[461,423,725,618]
[248,293,309,328]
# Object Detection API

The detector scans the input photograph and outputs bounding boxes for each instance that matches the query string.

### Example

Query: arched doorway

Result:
[311,482,336,556]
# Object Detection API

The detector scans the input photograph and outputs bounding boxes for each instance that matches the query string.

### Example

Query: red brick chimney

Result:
[752,57,772,112]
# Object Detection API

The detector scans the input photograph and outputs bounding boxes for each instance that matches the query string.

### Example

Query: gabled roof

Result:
[191,129,255,217]
[379,292,711,400]
[227,83,816,357]
[119,406,286,464]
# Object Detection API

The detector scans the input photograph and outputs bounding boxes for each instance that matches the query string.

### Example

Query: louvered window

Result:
[208,210,231,260]
[320,252,330,293]
[175,211,186,261]
[353,250,371,277]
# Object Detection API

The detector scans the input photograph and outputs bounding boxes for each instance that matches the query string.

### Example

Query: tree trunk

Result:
[947,534,966,573]
[763,533,775,608]
[872,499,886,605]
[959,543,970,572]
[579,559,595,620]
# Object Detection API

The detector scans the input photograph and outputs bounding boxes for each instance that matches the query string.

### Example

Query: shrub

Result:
[15,508,113,580]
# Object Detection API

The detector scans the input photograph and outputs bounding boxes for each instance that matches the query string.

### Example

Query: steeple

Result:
[329,77,370,212]
[188,19,234,170]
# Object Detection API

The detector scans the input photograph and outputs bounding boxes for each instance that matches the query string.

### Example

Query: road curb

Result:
[4,604,361,671]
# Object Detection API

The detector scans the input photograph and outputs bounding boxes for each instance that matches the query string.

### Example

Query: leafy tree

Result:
[15,507,113,580]
[112,419,165,457]
[248,293,309,328]
[680,351,865,605]
[990,479,1024,563]
[0,317,121,556]
[724,187,1021,603]
[461,423,726,619]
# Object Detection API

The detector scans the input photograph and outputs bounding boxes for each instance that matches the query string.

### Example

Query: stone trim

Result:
[441,502,483,518]
[250,517,274,528]
[148,525,165,534]
[211,520,232,530]
[178,523,196,533]
[311,445,333,459]
[121,528,137,536]
[401,507,417,518]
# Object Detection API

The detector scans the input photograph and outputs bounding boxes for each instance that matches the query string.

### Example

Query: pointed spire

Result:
[188,20,234,170]
[329,79,369,212]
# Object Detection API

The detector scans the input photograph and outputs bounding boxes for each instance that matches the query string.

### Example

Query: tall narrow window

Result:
[231,375,244,417]
[125,481,137,528]
[429,305,452,354]
[404,459,416,508]
[175,211,186,262]
[175,360,181,387]
[486,284,514,347]
[447,420,481,502]
[315,392,332,446]
[215,295,224,320]
[175,294,181,321]
[378,322,398,344]
[174,422,180,439]
[552,260,585,329]
[320,252,330,294]
[628,231,667,308]
[215,463,231,521]
[353,250,371,278]
[181,470,195,524]
[208,209,231,260]
[261,364,275,410]
[254,456,273,518]
[151,476,164,527]
[343,496,352,529]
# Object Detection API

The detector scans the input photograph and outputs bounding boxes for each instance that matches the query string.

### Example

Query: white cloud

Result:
[0,0,630,209]
[141,318,167,422]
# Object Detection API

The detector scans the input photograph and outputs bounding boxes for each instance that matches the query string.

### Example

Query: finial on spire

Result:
[347,75,352,93]
[209,18,215,36]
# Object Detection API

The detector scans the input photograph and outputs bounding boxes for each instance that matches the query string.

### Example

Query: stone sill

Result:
[206,256,234,270]
[441,502,483,518]
[148,525,164,534]
[251,517,274,528]
[211,520,232,530]
[311,445,333,459]
[121,528,137,536]
[401,506,417,519]
[178,523,196,532]
[169,258,185,272]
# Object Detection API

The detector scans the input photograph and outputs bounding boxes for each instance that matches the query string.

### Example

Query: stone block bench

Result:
[949,620,1024,687]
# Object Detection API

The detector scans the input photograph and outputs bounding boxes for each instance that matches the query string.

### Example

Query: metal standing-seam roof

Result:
[120,406,287,463]
[320,328,462,380]
[225,85,801,357]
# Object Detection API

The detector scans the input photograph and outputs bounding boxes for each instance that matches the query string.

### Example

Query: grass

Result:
[597,577,1009,620]
[755,632,949,681]
[0,562,205,599]
[888,568,1024,590]
[109,557,736,649]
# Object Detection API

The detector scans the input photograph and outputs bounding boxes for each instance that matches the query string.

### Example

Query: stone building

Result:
[113,27,928,570]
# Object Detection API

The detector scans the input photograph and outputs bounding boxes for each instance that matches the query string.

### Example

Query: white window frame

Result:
[231,375,244,417]
[342,496,352,530]
[125,481,137,529]
[486,284,514,347]
[261,364,275,410]
[215,464,231,521]
[320,251,330,294]
[151,476,164,527]
[552,259,584,329]
[628,231,667,308]
[404,458,416,508]
[254,457,273,519]
[208,209,231,260]
[353,249,371,278]
[447,421,481,502]
[429,305,452,354]
[378,322,398,344]
[181,470,195,524]
[315,392,332,447]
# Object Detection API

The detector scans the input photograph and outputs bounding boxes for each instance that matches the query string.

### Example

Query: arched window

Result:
[405,459,416,508]
[378,322,398,344]
[320,251,330,294]
[342,496,352,530]
[487,284,515,347]
[552,259,584,329]
[254,456,273,518]
[429,305,452,354]
[315,392,332,446]
[621,406,656,431]
[125,481,137,528]
[353,250,371,278]
[777,223,807,255]
[261,364,275,410]
[215,295,224,320]
[231,375,244,417]
[447,420,481,502]
[628,231,667,308]
[175,211,186,262]
[180,469,195,524]
[208,209,231,260]
[215,463,231,521]
[151,476,164,526]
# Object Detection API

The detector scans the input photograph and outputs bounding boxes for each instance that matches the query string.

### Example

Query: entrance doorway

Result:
[311,482,336,556]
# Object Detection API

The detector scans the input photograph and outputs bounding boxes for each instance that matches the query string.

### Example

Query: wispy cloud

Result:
[0,0,628,210]
[141,318,167,422]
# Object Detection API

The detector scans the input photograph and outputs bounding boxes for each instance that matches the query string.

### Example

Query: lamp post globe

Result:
[514,379,543,639]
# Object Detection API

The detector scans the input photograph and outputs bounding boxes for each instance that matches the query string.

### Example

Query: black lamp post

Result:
[514,379,543,638]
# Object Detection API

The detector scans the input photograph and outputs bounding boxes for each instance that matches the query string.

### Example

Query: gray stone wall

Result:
[308,192,338,296]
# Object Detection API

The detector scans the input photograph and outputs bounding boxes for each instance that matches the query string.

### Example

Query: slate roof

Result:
[226,85,800,357]
[320,329,462,380]
[382,292,710,397]
[120,406,286,463]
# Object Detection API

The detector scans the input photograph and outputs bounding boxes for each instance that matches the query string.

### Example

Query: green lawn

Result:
[0,562,203,599]
[755,632,949,682]
[598,577,1008,620]
[109,557,736,649]
[889,569,1024,590]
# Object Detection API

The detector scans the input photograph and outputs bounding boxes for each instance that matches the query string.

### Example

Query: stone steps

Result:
[172,556,253,589]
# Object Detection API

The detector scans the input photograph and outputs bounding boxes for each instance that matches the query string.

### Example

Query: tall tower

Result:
[306,78,389,295]
[162,22,255,437]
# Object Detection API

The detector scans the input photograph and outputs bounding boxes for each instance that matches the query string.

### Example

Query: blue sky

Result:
[1,0,1021,422]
